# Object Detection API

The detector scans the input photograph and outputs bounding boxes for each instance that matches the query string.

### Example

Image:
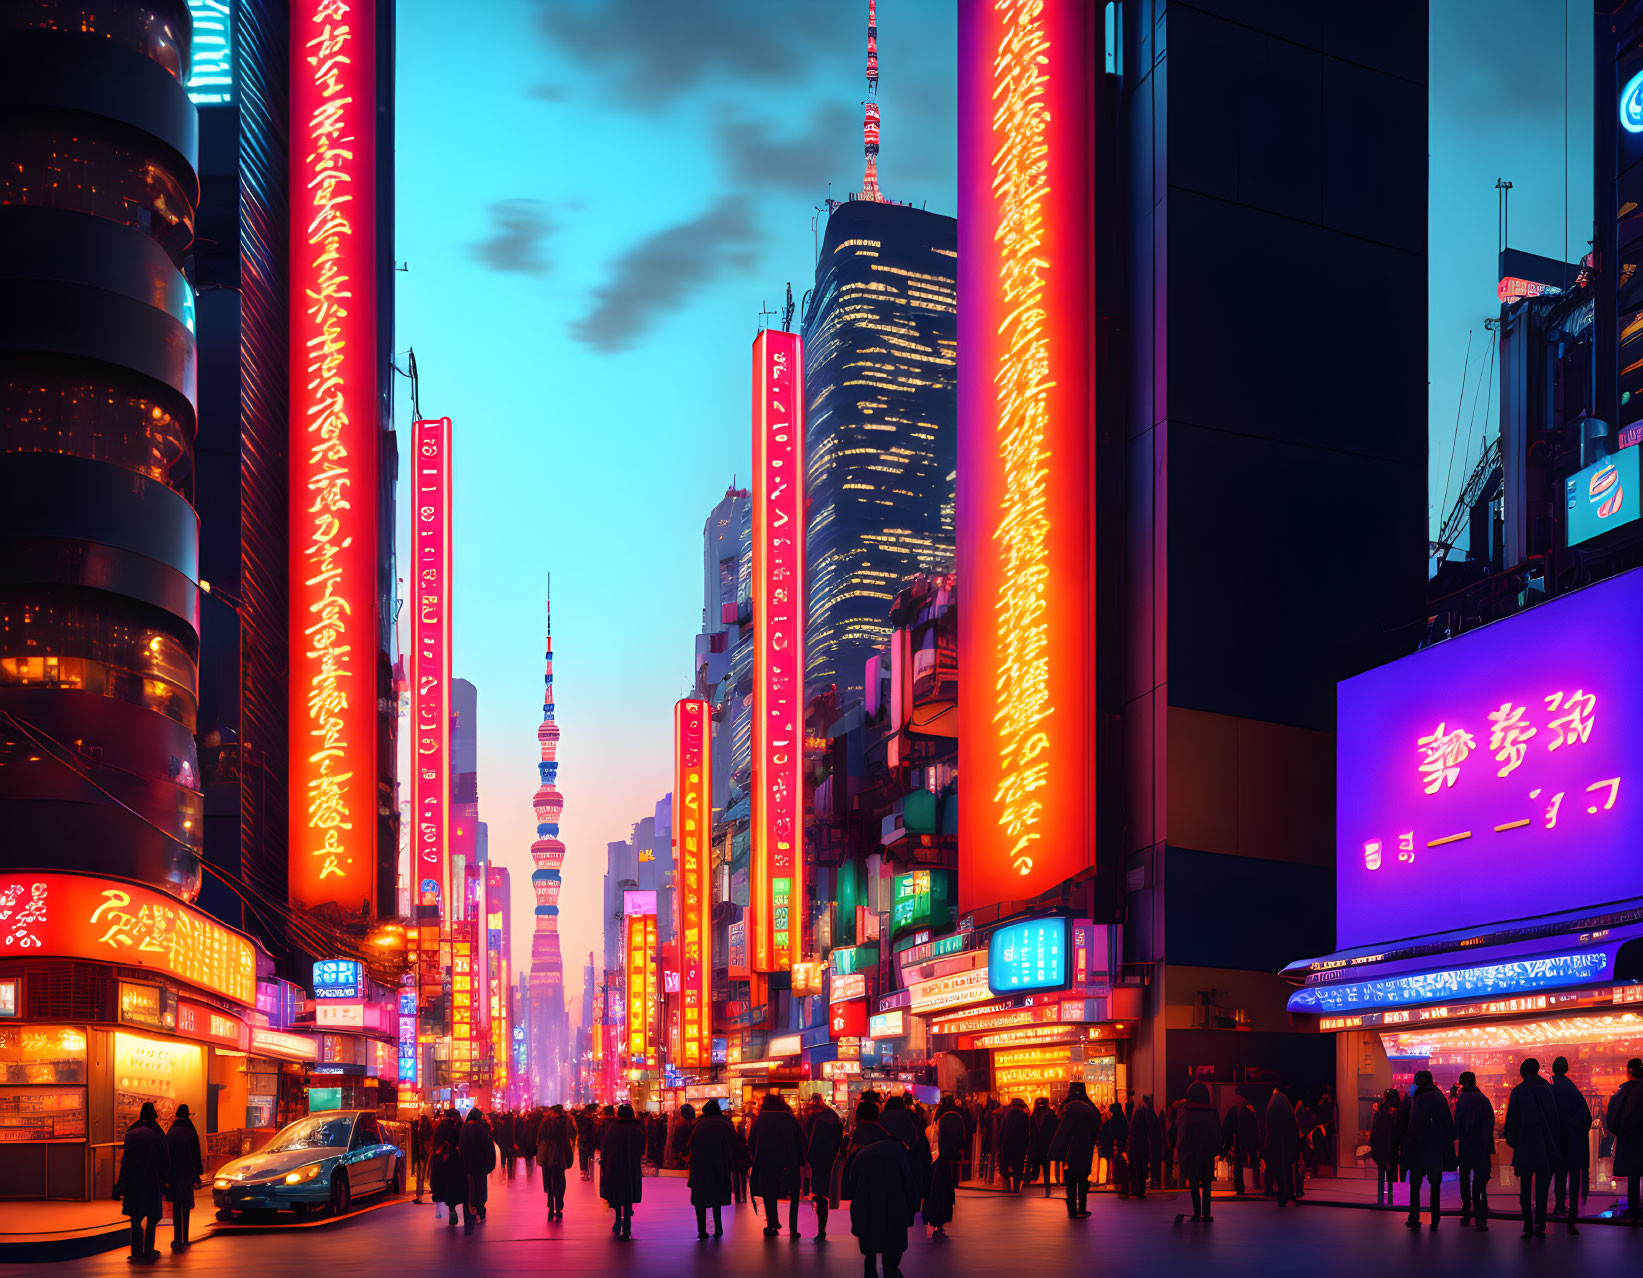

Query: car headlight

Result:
[213,1179,230,1190]
[283,1163,327,1185]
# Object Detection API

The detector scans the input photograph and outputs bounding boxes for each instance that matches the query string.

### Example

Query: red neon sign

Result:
[956,0,1098,913]
[411,417,452,916]
[288,0,379,911]
[751,329,806,972]
[674,698,713,1069]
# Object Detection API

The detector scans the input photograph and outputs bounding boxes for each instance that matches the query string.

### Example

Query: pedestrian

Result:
[1386,1089,1406,1207]
[1549,1056,1592,1229]
[115,1101,169,1261]
[672,1103,698,1170]
[1400,1069,1456,1230]
[519,1106,543,1185]
[925,1095,966,1234]
[1454,1071,1495,1232]
[496,1109,517,1180]
[1604,1057,1643,1228]
[1315,1085,1338,1170]
[998,1096,1030,1192]
[599,1103,646,1240]
[458,1107,496,1231]
[748,1091,807,1237]
[538,1104,575,1221]
[1027,1096,1058,1194]
[1293,1097,1318,1192]
[1263,1090,1302,1207]
[430,1110,464,1228]
[1176,1081,1220,1223]
[1126,1094,1160,1199]
[576,1104,597,1180]
[1504,1056,1562,1238]
[164,1104,203,1249]
[1164,1100,1181,1190]
[688,1099,736,1239]
[1369,1091,1398,1206]
[645,1109,666,1173]
[1106,1101,1130,1195]
[842,1100,921,1278]
[1048,1081,1101,1219]
[412,1110,434,1202]
[879,1094,931,1207]
[1226,1096,1261,1197]
[732,1111,752,1203]
[805,1096,844,1239]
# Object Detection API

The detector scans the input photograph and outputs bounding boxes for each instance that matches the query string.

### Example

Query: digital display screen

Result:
[312,959,364,1000]
[987,918,1069,993]
[1567,448,1641,546]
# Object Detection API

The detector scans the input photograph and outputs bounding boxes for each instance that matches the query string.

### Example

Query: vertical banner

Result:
[411,418,453,919]
[751,330,806,971]
[288,0,379,911]
[674,699,713,1069]
[624,905,658,1064]
[956,0,1098,913]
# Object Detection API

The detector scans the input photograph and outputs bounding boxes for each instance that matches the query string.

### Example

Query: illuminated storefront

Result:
[1289,569,1643,1192]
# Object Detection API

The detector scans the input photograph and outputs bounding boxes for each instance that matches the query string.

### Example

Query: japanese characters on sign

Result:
[288,0,379,911]
[1338,568,1643,948]
[674,699,713,1069]
[0,873,258,1006]
[411,418,453,919]
[751,329,806,972]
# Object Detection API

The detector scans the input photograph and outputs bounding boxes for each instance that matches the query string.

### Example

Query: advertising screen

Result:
[1337,569,1643,949]
[988,918,1070,993]
[1567,448,1641,546]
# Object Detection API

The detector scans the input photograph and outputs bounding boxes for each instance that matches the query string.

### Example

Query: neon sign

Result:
[751,329,805,971]
[1337,569,1643,948]
[626,911,657,1060]
[312,959,364,999]
[289,0,378,911]
[674,698,713,1069]
[1288,952,1611,1015]
[988,917,1070,993]
[956,0,1098,914]
[1623,69,1643,133]
[412,417,453,917]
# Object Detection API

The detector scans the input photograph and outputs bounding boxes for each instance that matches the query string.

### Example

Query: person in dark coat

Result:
[1400,1070,1457,1229]
[670,1103,697,1170]
[878,1094,931,1212]
[1505,1056,1563,1237]
[1223,1097,1262,1197]
[1453,1071,1495,1231]
[598,1104,645,1239]
[1549,1056,1592,1227]
[430,1110,465,1227]
[997,1097,1031,1192]
[1027,1097,1058,1193]
[1175,1082,1221,1222]
[1106,1102,1131,1195]
[1263,1091,1302,1207]
[1048,1081,1101,1219]
[575,1105,597,1180]
[804,1097,845,1238]
[458,1108,496,1230]
[537,1105,575,1221]
[687,1099,736,1239]
[732,1111,752,1203]
[412,1112,435,1202]
[164,1104,203,1248]
[748,1092,807,1236]
[842,1101,921,1278]
[1126,1095,1161,1199]
[1605,1058,1643,1227]
[925,1096,966,1231]
[1368,1091,1398,1206]
[519,1108,542,1183]
[116,1102,169,1260]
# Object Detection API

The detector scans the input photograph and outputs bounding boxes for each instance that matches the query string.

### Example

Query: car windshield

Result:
[262,1114,354,1153]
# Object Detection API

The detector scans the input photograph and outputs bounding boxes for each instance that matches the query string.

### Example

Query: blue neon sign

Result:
[988,917,1069,994]
[1287,952,1611,1014]
[312,959,364,1000]
[1624,70,1643,134]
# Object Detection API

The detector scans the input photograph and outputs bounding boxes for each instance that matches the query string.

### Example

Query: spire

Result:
[861,0,883,202]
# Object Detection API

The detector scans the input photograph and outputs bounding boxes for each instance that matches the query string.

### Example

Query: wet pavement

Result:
[9,1166,1640,1278]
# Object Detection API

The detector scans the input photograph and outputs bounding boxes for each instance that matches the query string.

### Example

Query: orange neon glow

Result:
[288,0,378,910]
[674,699,713,1069]
[412,418,452,918]
[626,911,657,1060]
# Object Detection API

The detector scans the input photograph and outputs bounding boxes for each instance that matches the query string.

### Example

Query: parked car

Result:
[212,1110,404,1218]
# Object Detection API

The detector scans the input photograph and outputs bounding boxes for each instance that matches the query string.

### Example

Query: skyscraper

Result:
[801,202,957,700]
[527,588,569,1101]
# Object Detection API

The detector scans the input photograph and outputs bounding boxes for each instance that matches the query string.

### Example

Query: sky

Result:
[394,0,1592,1021]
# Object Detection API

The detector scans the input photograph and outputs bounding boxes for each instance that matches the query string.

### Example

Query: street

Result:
[10,1171,1641,1278]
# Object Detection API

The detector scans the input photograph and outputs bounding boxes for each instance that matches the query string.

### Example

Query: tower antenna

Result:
[861,0,883,201]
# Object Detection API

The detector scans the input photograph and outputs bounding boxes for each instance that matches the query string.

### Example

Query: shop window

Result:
[113,1030,203,1132]
[0,1024,86,1084]
[0,1025,88,1142]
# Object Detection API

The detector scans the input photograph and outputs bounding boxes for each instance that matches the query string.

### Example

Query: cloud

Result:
[470,201,558,276]
[723,102,856,195]
[571,197,761,353]
[534,0,834,109]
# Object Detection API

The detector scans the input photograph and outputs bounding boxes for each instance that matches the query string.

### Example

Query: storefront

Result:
[0,870,267,1199]
[1288,569,1643,1195]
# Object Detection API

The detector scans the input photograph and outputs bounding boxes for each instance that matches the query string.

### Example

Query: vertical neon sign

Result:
[625,907,657,1062]
[956,0,1097,913]
[752,329,806,972]
[411,418,452,918]
[674,698,712,1069]
[289,0,378,911]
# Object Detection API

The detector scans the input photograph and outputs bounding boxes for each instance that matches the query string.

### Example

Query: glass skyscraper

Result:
[801,197,957,700]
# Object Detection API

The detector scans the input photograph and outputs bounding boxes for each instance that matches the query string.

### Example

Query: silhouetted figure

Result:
[1549,1055,1592,1231]
[1176,1082,1220,1222]
[998,1098,1030,1192]
[164,1105,203,1249]
[688,1099,736,1239]
[748,1092,806,1237]
[1263,1091,1302,1207]
[116,1102,168,1261]
[537,1104,575,1220]
[805,1097,844,1239]
[1401,1069,1456,1230]
[1454,1071,1495,1232]
[459,1108,495,1231]
[1606,1057,1643,1227]
[599,1104,646,1239]
[1505,1057,1562,1238]
[843,1100,921,1278]
[1048,1082,1101,1219]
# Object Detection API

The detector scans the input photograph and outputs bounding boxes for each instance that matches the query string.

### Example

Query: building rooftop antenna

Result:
[861,0,883,201]
[782,282,795,332]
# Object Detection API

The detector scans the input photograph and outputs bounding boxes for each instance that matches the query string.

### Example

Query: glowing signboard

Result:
[411,417,453,917]
[908,965,992,1015]
[674,698,713,1069]
[289,0,379,912]
[956,0,1099,915]
[988,917,1069,993]
[869,1009,909,1039]
[185,0,233,105]
[831,971,868,1004]
[398,988,417,1088]
[1567,448,1641,546]
[312,959,364,1000]
[250,1028,320,1061]
[1287,952,1611,1015]
[626,912,657,1061]
[1337,568,1643,949]
[0,872,257,1005]
[1624,69,1643,133]
[751,328,805,971]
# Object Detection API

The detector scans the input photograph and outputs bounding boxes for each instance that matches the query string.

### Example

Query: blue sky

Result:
[394,0,1590,1006]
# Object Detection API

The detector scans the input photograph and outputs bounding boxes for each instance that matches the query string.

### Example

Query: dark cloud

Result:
[571,198,760,353]
[534,0,834,108]
[529,83,568,103]
[470,201,558,276]
[723,102,856,194]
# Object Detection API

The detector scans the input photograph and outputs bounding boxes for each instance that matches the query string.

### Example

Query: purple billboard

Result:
[1337,568,1643,950]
